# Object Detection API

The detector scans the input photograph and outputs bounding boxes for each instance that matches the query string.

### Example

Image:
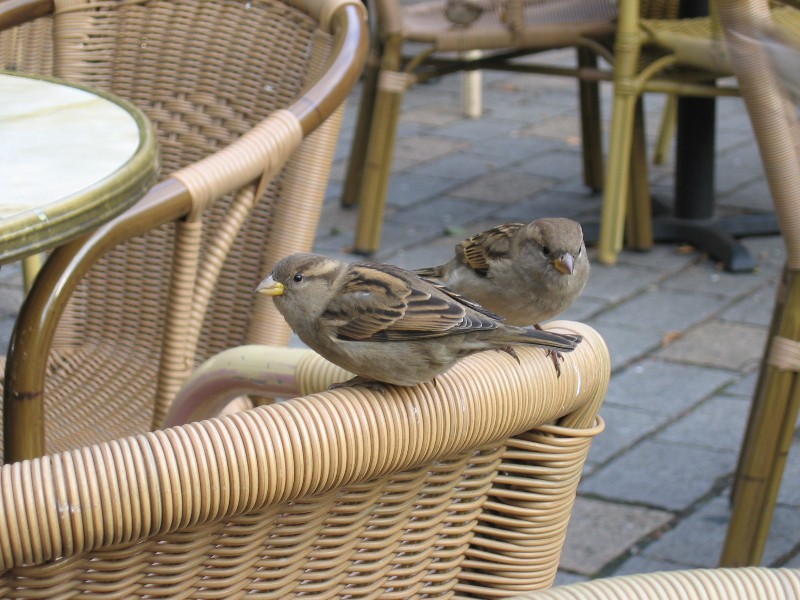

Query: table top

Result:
[0,71,158,264]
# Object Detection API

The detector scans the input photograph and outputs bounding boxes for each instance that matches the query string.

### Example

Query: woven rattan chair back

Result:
[0,0,367,462]
[0,321,609,598]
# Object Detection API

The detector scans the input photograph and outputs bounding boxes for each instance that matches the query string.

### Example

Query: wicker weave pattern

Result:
[517,566,800,598]
[0,0,361,460]
[0,321,608,597]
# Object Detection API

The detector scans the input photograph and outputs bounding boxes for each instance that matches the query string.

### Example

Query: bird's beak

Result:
[554,253,575,275]
[255,275,285,296]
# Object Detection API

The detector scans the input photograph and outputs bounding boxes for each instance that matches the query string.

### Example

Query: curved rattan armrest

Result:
[2,0,368,463]
[515,567,800,598]
[0,321,607,571]
[163,320,604,429]
[0,0,53,30]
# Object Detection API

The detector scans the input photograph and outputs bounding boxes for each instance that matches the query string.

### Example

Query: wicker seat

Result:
[597,0,800,265]
[0,320,609,597]
[0,0,368,463]
[716,0,800,567]
[341,0,617,254]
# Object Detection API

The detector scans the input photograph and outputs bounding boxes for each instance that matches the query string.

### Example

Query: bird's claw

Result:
[499,346,521,364]
[546,349,565,378]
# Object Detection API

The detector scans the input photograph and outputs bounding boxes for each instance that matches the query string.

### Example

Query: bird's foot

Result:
[498,346,521,364]
[546,349,565,378]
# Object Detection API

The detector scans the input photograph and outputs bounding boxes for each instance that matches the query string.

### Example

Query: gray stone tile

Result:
[655,395,751,453]
[614,245,699,273]
[391,196,497,229]
[777,440,800,507]
[553,571,588,587]
[412,153,505,180]
[580,439,736,511]
[604,359,736,417]
[559,497,673,576]
[559,296,608,323]
[724,372,758,397]
[489,192,600,222]
[393,134,470,164]
[660,262,770,299]
[610,555,687,577]
[469,133,562,159]
[587,404,666,466]
[595,288,727,335]
[402,103,465,126]
[449,170,556,203]
[385,172,458,208]
[784,552,800,568]
[435,116,529,141]
[509,150,584,181]
[644,495,800,568]
[720,284,779,327]
[579,263,666,304]
[657,320,768,372]
[582,321,664,371]
[741,235,787,270]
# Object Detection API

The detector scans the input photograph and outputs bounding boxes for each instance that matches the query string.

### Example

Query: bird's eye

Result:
[293,273,303,282]
[542,246,551,256]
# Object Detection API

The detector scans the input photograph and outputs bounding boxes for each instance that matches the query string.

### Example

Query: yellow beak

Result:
[255,275,285,296]
[554,253,575,275]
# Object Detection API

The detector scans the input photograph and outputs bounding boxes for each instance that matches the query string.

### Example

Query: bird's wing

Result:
[456,222,524,276]
[324,263,500,341]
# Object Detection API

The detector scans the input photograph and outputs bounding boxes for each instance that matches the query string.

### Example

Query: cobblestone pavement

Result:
[1,48,798,583]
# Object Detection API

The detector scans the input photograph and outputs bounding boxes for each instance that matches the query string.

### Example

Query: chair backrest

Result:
[0,322,609,598]
[0,0,367,458]
[719,0,800,266]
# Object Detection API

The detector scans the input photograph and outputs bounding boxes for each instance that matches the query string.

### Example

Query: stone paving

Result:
[1,47,799,584]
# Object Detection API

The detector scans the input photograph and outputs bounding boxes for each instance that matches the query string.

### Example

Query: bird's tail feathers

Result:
[511,327,582,351]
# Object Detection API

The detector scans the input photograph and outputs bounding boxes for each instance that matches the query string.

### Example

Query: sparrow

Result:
[444,0,483,27]
[256,253,582,388]
[415,218,590,327]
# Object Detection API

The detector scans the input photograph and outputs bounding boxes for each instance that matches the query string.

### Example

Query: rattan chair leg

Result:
[625,100,654,251]
[577,46,603,192]
[598,90,638,265]
[342,49,382,209]
[653,94,677,165]
[722,268,800,566]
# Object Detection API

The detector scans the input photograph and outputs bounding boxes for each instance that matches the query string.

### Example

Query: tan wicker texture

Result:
[0,320,609,598]
[342,0,617,254]
[516,567,800,599]
[716,0,800,567]
[0,0,368,463]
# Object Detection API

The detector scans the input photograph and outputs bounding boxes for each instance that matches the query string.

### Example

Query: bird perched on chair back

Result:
[444,0,483,27]
[416,218,590,327]
[256,252,582,387]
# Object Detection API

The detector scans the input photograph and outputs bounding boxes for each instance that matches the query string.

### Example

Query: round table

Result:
[0,71,159,265]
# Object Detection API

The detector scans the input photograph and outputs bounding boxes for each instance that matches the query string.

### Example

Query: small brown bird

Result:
[416,218,590,327]
[444,0,483,27]
[256,253,582,387]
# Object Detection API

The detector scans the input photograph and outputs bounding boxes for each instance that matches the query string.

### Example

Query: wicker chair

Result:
[0,0,368,464]
[597,0,800,266]
[716,0,800,567]
[341,0,618,254]
[0,320,609,597]
[517,567,800,598]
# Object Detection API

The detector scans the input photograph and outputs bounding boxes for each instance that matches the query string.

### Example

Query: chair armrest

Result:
[0,0,52,30]
[163,320,606,429]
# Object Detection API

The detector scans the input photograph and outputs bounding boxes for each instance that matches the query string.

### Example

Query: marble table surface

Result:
[0,72,158,264]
